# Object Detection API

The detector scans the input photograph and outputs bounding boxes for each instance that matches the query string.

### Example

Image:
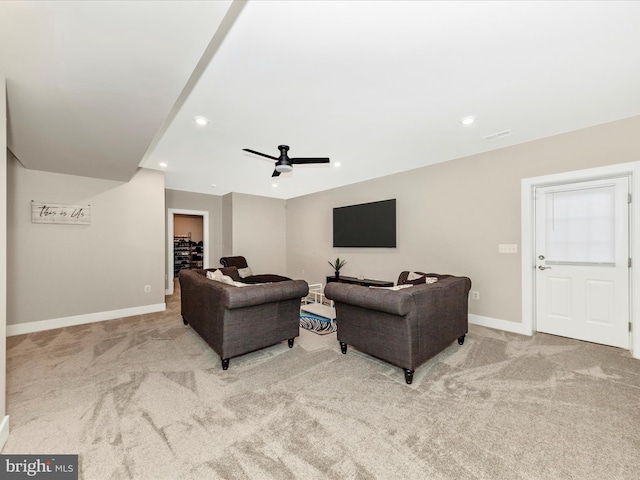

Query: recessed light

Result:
[272,183,278,188]
[194,116,209,126]
[334,162,341,167]
[159,162,168,168]
[211,184,217,188]
[461,116,476,126]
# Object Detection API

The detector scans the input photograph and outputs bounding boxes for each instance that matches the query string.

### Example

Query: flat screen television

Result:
[333,199,396,248]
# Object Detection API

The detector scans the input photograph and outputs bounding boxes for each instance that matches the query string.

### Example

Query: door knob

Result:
[538,265,552,270]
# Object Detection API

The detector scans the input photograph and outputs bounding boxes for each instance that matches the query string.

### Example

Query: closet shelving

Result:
[191,243,203,269]
[174,234,192,277]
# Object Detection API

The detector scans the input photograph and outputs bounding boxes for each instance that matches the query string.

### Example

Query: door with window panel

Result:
[535,177,629,348]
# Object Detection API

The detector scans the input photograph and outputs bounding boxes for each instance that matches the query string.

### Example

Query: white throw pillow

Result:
[206,269,235,286]
[238,267,253,279]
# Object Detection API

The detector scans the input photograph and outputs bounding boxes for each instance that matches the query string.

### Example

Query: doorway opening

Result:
[173,214,204,276]
[167,209,209,295]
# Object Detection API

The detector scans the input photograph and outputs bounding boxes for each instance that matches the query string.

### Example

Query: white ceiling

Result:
[2,1,640,199]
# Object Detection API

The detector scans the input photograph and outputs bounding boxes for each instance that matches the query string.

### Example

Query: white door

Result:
[535,177,630,348]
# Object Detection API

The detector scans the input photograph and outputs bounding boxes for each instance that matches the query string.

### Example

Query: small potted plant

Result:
[328,257,347,279]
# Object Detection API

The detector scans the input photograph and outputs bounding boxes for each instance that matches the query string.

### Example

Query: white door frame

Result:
[167,208,210,295]
[522,161,640,360]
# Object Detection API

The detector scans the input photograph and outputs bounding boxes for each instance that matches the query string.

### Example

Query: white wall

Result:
[286,115,640,327]
[7,159,165,332]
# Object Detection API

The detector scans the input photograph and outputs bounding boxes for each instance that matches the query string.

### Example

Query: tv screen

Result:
[333,199,396,248]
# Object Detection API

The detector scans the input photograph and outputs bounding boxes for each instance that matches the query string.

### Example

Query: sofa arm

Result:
[324,283,414,316]
[224,280,309,309]
[406,276,471,311]
[325,276,471,317]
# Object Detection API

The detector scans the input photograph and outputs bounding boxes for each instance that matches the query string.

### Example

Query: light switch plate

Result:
[498,244,518,254]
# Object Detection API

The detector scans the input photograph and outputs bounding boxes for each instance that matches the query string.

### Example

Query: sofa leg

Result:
[404,369,414,385]
[340,342,347,354]
[221,358,229,370]
[288,338,294,348]
[458,335,465,345]
[182,316,188,326]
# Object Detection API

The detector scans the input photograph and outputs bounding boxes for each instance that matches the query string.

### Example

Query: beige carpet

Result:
[3,283,640,479]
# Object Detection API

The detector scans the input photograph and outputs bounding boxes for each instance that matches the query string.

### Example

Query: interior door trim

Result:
[167,208,210,295]
[521,162,640,360]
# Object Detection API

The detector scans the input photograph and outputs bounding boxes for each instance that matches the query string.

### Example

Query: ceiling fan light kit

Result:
[275,164,293,173]
[243,144,330,177]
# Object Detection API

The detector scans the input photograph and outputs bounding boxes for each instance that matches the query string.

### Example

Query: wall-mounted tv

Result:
[333,199,396,248]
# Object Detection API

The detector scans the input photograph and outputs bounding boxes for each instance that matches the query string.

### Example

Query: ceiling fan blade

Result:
[290,157,330,164]
[272,169,281,177]
[243,148,278,161]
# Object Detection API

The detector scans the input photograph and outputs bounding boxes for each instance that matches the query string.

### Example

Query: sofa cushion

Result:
[369,284,414,291]
[238,266,253,278]
[398,271,445,285]
[219,256,249,269]
[405,273,438,285]
[242,274,292,283]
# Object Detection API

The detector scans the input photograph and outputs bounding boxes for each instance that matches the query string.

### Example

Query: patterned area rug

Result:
[300,313,337,335]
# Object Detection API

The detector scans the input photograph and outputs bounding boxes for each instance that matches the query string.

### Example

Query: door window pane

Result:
[545,185,615,264]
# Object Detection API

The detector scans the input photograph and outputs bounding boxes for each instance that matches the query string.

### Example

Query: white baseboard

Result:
[469,314,532,336]
[0,415,9,452]
[6,303,166,336]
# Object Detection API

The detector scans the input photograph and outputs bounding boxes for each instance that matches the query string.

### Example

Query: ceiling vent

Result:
[483,130,511,141]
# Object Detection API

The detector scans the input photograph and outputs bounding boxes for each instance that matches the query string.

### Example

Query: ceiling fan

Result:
[242,145,330,177]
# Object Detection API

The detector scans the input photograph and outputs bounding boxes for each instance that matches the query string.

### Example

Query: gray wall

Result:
[1,77,7,437]
[7,159,165,325]
[286,115,640,325]
[229,193,287,277]
[221,193,232,258]
[164,191,287,279]
[165,189,223,288]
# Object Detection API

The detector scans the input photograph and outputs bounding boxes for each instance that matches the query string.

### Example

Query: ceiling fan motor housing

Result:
[275,145,292,172]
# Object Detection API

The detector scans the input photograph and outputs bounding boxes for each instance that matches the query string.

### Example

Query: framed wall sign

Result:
[31,201,91,225]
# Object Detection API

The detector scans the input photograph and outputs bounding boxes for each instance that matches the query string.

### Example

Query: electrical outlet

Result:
[471,290,480,300]
[498,244,518,254]
[144,285,151,293]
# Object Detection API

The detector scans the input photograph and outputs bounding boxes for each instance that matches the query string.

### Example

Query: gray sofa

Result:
[179,268,308,370]
[325,271,471,384]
